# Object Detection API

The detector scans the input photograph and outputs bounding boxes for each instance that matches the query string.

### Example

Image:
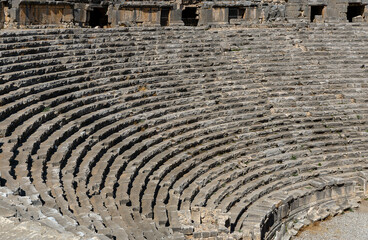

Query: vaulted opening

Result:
[347,4,365,22]
[161,7,170,26]
[89,7,108,27]
[310,5,325,22]
[182,7,198,26]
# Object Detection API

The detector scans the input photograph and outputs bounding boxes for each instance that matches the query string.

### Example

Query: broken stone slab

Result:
[0,187,13,198]
[0,203,16,218]
[39,217,66,233]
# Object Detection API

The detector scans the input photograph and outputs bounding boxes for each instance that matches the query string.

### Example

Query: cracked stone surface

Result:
[0,217,81,240]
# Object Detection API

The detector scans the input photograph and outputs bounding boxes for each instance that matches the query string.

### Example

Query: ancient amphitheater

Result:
[1,0,368,240]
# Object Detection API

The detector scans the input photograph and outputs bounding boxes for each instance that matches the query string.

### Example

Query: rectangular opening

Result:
[347,4,365,22]
[310,5,325,22]
[160,7,170,26]
[0,3,3,27]
[229,7,239,21]
[88,6,108,28]
[182,7,198,26]
[228,7,245,22]
[239,9,245,19]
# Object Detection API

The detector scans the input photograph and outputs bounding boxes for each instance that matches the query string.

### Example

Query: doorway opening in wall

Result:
[347,4,365,22]
[0,3,3,28]
[228,8,245,22]
[310,5,325,22]
[161,7,170,26]
[89,6,108,27]
[182,7,198,26]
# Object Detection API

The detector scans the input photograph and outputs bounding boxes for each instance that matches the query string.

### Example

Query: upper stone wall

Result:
[1,0,368,28]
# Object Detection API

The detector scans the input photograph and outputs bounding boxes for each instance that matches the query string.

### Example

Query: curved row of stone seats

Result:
[15,88,229,236]
[15,53,368,236]
[0,43,224,111]
[0,52,230,142]
[72,90,261,236]
[77,67,276,236]
[226,160,365,228]
[0,26,236,240]
[9,37,368,238]
[143,106,362,189]
[0,29,362,110]
[1,24,368,240]
[97,25,366,235]
[139,26,368,238]
[144,131,360,232]
[150,127,368,227]
[165,137,368,231]
[0,39,221,81]
[0,175,107,239]
[214,25,368,237]
[235,175,362,239]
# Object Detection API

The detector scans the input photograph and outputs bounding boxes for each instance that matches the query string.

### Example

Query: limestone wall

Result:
[212,7,228,24]
[286,0,368,22]
[18,3,73,26]
[0,0,368,28]
[118,7,160,26]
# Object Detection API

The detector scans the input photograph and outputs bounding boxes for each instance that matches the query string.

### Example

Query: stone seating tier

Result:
[1,24,368,239]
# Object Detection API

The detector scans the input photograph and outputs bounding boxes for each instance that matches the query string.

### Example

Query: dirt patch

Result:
[294,200,368,240]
